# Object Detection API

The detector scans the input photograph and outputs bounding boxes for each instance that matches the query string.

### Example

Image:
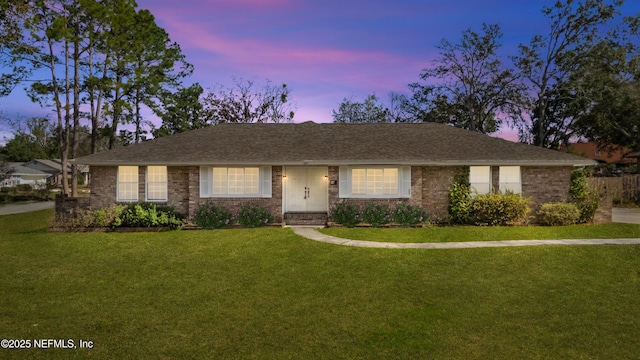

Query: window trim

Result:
[145,166,168,202]
[117,166,139,202]
[499,166,522,194]
[469,166,492,195]
[200,166,272,198]
[339,166,410,199]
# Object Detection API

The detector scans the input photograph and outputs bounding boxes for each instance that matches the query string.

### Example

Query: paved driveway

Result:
[0,201,55,215]
[612,208,640,224]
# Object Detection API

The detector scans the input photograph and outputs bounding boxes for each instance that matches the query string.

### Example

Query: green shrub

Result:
[470,192,531,226]
[361,203,392,227]
[537,202,580,226]
[329,201,362,227]
[192,203,234,229]
[570,169,600,224]
[51,208,100,229]
[448,168,472,224]
[119,203,184,229]
[236,204,275,228]
[392,203,428,227]
[135,202,185,220]
[16,184,32,192]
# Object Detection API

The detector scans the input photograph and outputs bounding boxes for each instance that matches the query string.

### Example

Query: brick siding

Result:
[88,166,117,210]
[88,165,283,221]
[421,166,459,222]
[83,164,606,225]
[521,166,572,209]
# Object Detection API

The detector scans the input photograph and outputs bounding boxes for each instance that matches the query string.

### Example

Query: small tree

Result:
[570,168,600,223]
[448,167,472,224]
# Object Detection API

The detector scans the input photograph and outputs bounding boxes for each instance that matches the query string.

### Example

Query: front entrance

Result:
[284,167,328,212]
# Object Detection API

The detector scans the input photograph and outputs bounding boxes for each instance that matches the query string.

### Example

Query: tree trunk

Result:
[71,17,81,197]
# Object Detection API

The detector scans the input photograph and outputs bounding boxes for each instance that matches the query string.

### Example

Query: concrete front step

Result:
[284,212,328,226]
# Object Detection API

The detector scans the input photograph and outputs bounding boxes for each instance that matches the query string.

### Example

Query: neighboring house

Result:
[566,142,636,166]
[23,159,90,186]
[73,122,596,224]
[2,163,50,189]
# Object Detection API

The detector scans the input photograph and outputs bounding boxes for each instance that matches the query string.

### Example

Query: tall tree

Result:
[203,77,295,124]
[512,0,622,148]
[21,0,73,195]
[125,9,192,144]
[0,0,30,99]
[152,83,213,137]
[332,94,390,123]
[573,19,640,171]
[1,117,58,161]
[404,23,523,133]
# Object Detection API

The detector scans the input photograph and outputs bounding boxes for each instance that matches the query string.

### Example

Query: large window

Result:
[117,166,138,201]
[351,168,398,195]
[146,166,167,201]
[499,166,521,194]
[339,166,409,198]
[201,166,271,198]
[469,166,491,195]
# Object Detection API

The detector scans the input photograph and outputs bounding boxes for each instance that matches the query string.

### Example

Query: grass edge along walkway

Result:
[292,227,640,249]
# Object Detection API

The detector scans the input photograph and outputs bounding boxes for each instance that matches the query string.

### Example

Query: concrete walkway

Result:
[613,208,640,224]
[291,227,640,249]
[0,201,55,215]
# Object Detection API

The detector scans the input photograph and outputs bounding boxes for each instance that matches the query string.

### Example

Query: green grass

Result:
[320,223,640,243]
[1,210,639,359]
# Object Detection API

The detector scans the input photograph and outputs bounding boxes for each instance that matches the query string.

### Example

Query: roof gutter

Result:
[73,159,597,167]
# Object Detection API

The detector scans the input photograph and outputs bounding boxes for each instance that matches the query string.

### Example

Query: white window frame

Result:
[117,166,138,202]
[499,166,522,194]
[200,166,272,198]
[469,166,492,195]
[146,166,168,202]
[339,166,410,199]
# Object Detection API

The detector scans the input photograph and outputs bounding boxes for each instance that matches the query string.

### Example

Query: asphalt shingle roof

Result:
[74,122,596,166]
[7,163,50,176]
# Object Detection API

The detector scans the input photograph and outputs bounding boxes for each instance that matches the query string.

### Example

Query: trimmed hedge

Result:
[329,201,429,227]
[537,202,580,226]
[470,192,531,226]
[52,203,185,230]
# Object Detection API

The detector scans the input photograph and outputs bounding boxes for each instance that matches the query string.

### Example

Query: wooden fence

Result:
[590,174,639,203]
[587,175,638,223]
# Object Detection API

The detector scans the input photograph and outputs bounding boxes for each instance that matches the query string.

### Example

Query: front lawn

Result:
[1,210,639,359]
[320,223,640,243]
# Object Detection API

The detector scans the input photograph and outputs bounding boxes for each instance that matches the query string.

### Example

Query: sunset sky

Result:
[2,0,640,142]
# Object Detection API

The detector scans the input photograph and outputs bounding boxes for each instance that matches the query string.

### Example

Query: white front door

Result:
[284,167,328,212]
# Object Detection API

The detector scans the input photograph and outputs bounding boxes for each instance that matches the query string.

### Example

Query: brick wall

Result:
[86,164,592,225]
[167,166,191,215]
[327,166,340,209]
[89,166,117,210]
[521,166,572,210]
[89,165,283,221]
[421,166,459,222]
[55,194,90,216]
[189,166,283,222]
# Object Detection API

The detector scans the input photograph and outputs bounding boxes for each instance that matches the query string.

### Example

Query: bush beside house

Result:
[329,201,428,227]
[191,203,276,229]
[51,203,185,230]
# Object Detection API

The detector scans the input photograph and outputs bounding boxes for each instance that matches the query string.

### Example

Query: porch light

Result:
[282,175,287,179]
[323,175,328,180]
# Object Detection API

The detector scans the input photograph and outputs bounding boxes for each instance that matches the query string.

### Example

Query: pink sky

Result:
[2,0,639,143]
